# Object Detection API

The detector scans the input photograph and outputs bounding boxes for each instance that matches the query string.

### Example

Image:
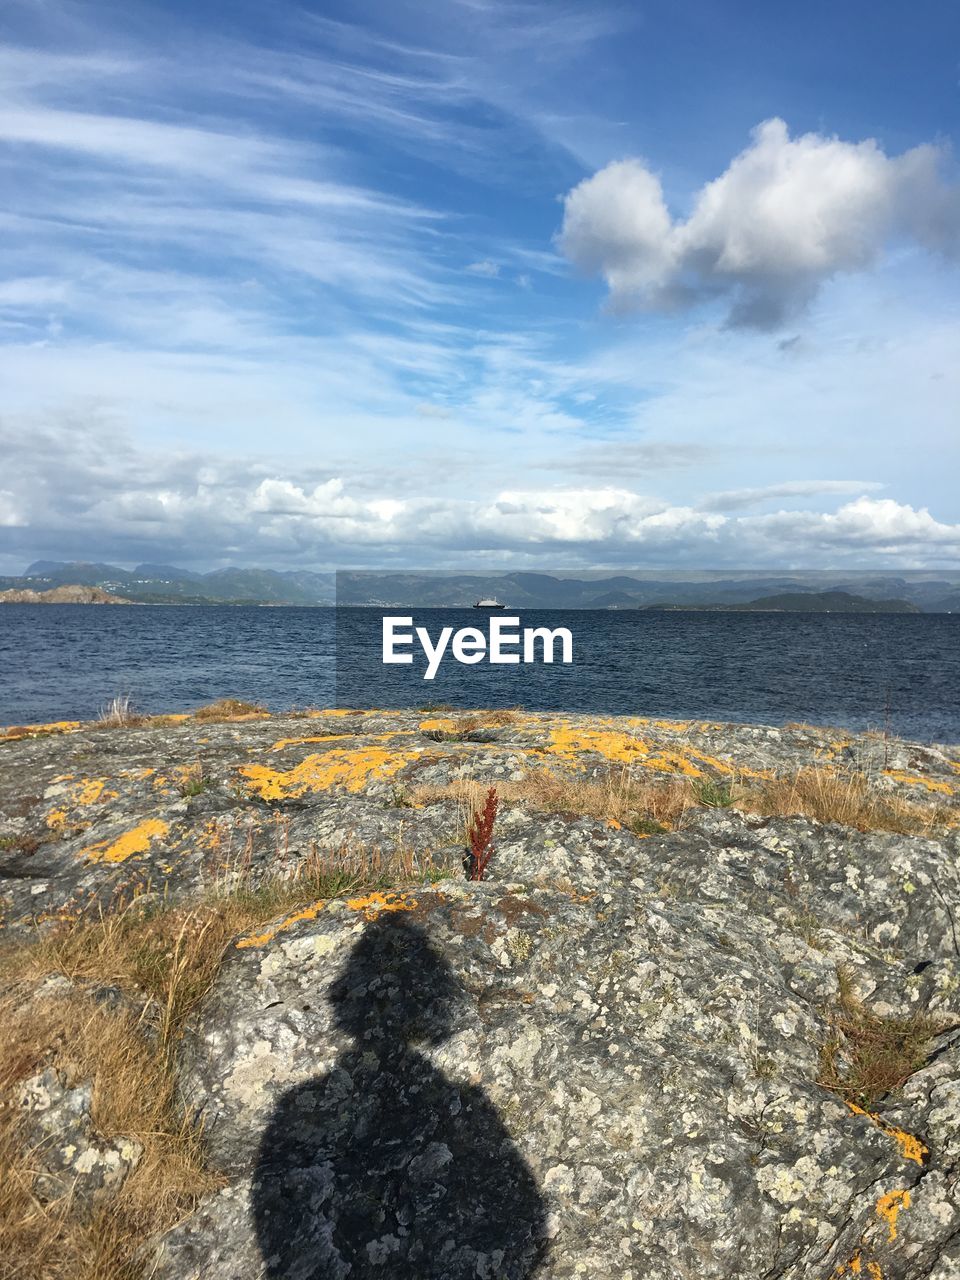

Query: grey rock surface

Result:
[156,808,960,1278]
[16,1067,143,1212]
[4,709,960,1276]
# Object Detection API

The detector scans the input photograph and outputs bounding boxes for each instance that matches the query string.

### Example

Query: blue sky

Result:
[1,0,958,570]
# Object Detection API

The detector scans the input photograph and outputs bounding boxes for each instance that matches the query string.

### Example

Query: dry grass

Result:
[0,990,219,1280]
[92,696,267,733]
[738,767,951,836]
[0,842,450,1280]
[818,969,950,1109]
[420,708,526,741]
[412,766,692,837]
[189,698,267,722]
[96,696,143,730]
[412,761,952,839]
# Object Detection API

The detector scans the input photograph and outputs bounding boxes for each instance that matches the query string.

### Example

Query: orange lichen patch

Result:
[833,1255,882,1279]
[876,1188,910,1242]
[546,725,653,765]
[77,818,169,865]
[75,778,114,805]
[420,717,457,733]
[543,724,739,779]
[345,891,418,918]
[883,769,954,795]
[305,708,368,717]
[197,818,225,852]
[235,900,326,948]
[0,719,82,741]
[45,778,117,827]
[239,745,422,800]
[846,1102,928,1166]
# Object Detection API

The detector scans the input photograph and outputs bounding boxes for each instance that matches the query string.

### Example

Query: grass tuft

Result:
[96,695,143,729]
[818,968,950,1109]
[738,767,951,835]
[191,698,267,722]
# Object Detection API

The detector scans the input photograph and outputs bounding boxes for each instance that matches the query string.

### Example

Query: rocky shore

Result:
[0,584,132,604]
[2,706,960,1278]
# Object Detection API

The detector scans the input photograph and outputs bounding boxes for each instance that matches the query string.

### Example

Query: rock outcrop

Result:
[0,583,132,604]
[2,708,960,1277]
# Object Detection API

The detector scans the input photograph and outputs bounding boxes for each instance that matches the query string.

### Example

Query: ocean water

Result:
[1,605,958,743]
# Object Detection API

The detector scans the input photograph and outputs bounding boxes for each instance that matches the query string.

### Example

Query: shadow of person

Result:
[252,913,549,1279]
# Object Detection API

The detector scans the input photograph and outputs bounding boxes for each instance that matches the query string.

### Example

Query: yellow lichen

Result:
[75,778,113,805]
[235,900,326,948]
[239,745,421,799]
[876,1188,910,1241]
[846,1102,928,1166]
[77,818,169,865]
[305,708,369,718]
[345,891,418,918]
[883,770,954,795]
[0,720,82,741]
[543,724,741,779]
[46,778,116,827]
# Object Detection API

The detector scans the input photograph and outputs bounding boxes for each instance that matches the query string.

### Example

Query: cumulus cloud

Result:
[1,416,958,570]
[559,118,960,327]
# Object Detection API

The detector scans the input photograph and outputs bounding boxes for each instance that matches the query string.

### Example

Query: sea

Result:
[1,605,958,743]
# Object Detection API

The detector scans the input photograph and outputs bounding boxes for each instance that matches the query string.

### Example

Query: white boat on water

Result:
[473,597,506,609]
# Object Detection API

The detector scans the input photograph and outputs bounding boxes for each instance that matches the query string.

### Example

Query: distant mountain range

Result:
[642,590,920,613]
[4,561,336,605]
[2,563,959,611]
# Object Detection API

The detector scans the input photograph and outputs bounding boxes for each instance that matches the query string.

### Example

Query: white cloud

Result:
[559,118,960,327]
[2,414,958,569]
[698,479,885,513]
[466,259,501,277]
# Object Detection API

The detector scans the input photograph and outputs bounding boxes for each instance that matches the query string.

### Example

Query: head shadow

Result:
[328,911,464,1049]
[252,912,549,1278]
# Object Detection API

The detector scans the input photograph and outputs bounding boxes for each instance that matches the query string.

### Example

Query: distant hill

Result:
[646,590,920,613]
[14,562,336,605]
[736,590,920,613]
[0,584,132,605]
[6,565,957,609]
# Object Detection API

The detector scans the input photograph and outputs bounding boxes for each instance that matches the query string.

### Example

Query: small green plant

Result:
[387,786,414,809]
[628,814,667,836]
[178,762,212,798]
[693,777,735,808]
[0,833,41,855]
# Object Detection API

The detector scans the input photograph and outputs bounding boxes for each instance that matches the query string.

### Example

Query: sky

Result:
[1,0,959,573]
